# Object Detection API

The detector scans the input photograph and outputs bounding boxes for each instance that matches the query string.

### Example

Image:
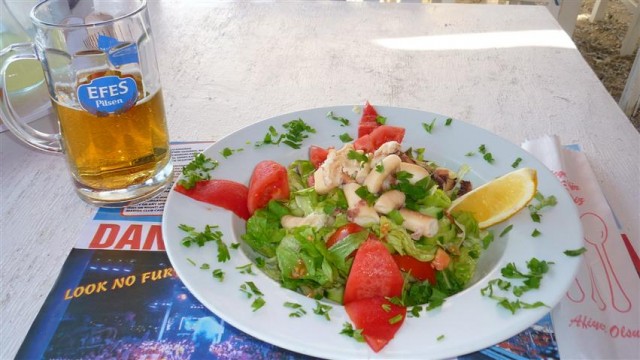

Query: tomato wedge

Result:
[247,160,290,215]
[326,223,365,249]
[392,255,437,285]
[358,101,380,138]
[343,237,404,304]
[174,179,250,220]
[309,145,329,168]
[344,297,406,353]
[353,125,405,154]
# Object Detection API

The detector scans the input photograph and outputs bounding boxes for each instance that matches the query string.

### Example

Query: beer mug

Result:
[0,0,173,207]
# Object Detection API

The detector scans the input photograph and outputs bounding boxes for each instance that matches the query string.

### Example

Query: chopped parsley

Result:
[355,186,378,205]
[511,157,523,168]
[376,115,387,125]
[251,297,266,311]
[200,263,210,270]
[445,118,453,126]
[531,229,541,237]
[437,334,446,341]
[481,258,553,313]
[483,152,495,164]
[326,111,350,126]
[375,163,385,173]
[388,314,404,324]
[236,263,255,275]
[284,302,307,317]
[178,153,218,189]
[477,144,495,164]
[313,301,333,321]
[255,118,316,149]
[212,269,224,281]
[422,119,436,133]
[499,224,514,238]
[347,150,369,163]
[528,192,558,223]
[564,247,587,257]
[178,224,230,262]
[409,305,423,318]
[339,133,354,142]
[220,147,243,158]
[340,323,365,342]
[240,281,265,312]
[381,304,392,312]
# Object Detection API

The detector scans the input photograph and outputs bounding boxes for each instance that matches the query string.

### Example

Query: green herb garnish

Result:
[284,302,307,317]
[251,297,266,311]
[178,153,218,189]
[564,247,587,256]
[236,263,255,275]
[340,323,365,342]
[220,147,243,158]
[327,111,350,126]
[445,118,453,126]
[347,150,369,163]
[499,225,513,237]
[212,269,224,281]
[531,229,541,237]
[313,301,333,321]
[528,192,558,222]
[409,305,423,318]
[178,224,230,262]
[255,118,316,149]
[422,119,436,133]
[481,258,553,313]
[388,314,403,324]
[355,186,378,205]
[376,115,387,125]
[511,157,523,168]
[339,133,354,142]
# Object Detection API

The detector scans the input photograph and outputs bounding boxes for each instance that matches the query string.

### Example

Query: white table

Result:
[1,2,638,358]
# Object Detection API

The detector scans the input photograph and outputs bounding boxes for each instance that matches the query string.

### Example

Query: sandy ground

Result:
[573,0,639,132]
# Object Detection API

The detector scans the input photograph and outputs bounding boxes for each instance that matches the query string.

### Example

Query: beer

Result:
[2,0,174,206]
[53,89,171,190]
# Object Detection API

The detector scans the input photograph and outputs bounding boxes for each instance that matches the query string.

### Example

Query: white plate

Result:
[162,106,583,359]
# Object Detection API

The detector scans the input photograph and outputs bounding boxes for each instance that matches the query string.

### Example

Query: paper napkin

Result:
[522,135,640,359]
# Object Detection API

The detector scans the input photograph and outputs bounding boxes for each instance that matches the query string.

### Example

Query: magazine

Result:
[17,142,560,360]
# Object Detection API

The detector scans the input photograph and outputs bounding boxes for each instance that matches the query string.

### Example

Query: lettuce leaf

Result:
[276,226,337,295]
[378,216,438,262]
[241,204,287,258]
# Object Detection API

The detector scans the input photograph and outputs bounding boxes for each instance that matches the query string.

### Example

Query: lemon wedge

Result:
[448,168,537,229]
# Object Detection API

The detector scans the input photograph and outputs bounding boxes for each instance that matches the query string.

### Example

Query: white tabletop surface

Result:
[1,1,638,358]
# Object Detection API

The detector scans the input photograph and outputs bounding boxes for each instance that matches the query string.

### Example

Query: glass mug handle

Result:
[0,42,62,153]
